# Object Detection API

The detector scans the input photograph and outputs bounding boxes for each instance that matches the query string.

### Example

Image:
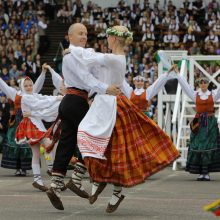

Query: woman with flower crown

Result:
[67,25,180,213]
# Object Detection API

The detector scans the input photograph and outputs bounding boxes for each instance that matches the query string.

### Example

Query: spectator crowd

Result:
[58,0,220,122]
[0,0,220,150]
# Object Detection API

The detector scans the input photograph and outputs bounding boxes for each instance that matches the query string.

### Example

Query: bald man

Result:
[46,23,120,210]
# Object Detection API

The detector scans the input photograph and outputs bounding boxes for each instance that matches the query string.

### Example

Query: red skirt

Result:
[16,118,45,146]
[84,94,180,187]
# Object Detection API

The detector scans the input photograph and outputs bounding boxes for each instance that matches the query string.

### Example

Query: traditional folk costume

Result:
[129,75,171,118]
[15,81,61,145]
[176,75,220,180]
[46,44,110,211]
[71,46,179,210]
[15,77,61,190]
[130,76,151,117]
[14,72,62,191]
[0,74,45,175]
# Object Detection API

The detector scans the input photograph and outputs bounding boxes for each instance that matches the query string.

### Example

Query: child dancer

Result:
[15,76,63,191]
[0,66,47,176]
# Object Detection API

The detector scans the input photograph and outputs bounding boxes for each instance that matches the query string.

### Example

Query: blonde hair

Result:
[107,26,133,45]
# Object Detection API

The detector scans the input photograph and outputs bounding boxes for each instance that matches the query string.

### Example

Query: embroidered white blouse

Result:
[176,74,220,102]
[122,72,177,100]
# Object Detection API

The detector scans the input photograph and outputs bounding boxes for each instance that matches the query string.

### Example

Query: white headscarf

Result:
[19,77,34,94]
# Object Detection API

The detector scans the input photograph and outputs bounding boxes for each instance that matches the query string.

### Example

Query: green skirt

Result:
[1,122,32,170]
[186,116,220,174]
[143,111,153,119]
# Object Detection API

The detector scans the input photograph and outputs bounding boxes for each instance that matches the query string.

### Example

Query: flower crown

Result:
[106,27,133,39]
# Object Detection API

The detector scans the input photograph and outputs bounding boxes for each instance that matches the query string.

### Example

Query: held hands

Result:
[106,85,121,96]
[23,111,31,117]
[168,64,179,74]
[42,63,51,74]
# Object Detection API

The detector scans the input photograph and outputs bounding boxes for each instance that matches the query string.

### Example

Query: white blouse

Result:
[69,45,126,87]
[176,74,220,102]
[29,67,64,122]
[21,93,60,131]
[123,72,177,100]
[0,73,46,101]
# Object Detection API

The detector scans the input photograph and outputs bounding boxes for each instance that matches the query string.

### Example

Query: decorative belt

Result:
[66,88,88,100]
[195,112,214,118]
[195,112,214,129]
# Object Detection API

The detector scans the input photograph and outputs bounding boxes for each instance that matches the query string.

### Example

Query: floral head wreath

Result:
[106,27,133,39]
[196,77,209,84]
[133,75,146,82]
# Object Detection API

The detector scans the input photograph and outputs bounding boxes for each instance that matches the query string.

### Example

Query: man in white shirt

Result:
[46,23,120,210]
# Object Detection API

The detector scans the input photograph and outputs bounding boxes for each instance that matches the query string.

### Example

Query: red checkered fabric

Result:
[15,118,45,145]
[84,94,180,187]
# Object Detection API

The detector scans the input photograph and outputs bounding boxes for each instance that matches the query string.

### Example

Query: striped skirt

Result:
[84,95,180,187]
[1,122,32,170]
[186,115,220,174]
[15,118,45,146]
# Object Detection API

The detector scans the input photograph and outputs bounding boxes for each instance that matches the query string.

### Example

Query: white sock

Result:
[109,186,122,205]
[91,182,99,196]
[32,164,43,186]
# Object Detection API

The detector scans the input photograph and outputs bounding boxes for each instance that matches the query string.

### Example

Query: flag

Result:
[177,59,190,69]
[204,199,220,216]
[154,50,172,71]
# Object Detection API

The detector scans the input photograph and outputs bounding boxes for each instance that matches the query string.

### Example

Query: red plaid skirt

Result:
[84,94,180,187]
[15,118,45,146]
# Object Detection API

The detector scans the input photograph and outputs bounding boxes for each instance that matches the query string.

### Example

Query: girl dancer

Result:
[15,76,63,191]
[0,65,47,176]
